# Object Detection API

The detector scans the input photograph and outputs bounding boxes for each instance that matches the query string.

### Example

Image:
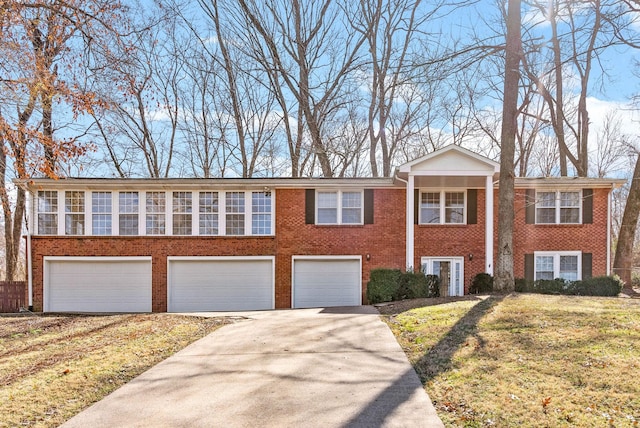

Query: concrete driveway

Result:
[61,306,443,428]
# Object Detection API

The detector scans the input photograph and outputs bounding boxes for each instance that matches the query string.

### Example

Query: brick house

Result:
[18,145,624,312]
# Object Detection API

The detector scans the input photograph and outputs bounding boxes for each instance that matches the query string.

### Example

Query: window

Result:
[199,192,219,235]
[65,191,85,235]
[37,191,58,235]
[252,192,271,234]
[316,190,363,225]
[119,192,139,235]
[534,252,581,281]
[173,192,192,235]
[536,190,581,224]
[92,192,112,235]
[146,192,165,235]
[225,192,245,235]
[420,191,465,224]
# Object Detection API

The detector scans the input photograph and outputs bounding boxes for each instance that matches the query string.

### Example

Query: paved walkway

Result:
[62,306,443,428]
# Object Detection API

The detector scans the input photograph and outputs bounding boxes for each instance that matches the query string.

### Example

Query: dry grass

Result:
[380,294,640,427]
[0,314,229,428]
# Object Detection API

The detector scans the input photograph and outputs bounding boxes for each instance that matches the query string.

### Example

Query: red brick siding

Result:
[510,188,610,279]
[30,236,276,312]
[414,189,487,294]
[275,188,406,307]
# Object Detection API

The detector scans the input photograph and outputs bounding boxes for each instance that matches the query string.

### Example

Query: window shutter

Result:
[582,253,592,280]
[524,254,534,281]
[525,189,536,224]
[305,189,315,224]
[582,189,593,224]
[467,189,477,224]
[364,189,374,224]
[414,189,419,225]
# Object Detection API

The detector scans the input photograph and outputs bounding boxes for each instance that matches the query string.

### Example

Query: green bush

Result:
[571,276,623,296]
[470,273,493,294]
[514,276,622,297]
[398,268,428,300]
[367,268,402,304]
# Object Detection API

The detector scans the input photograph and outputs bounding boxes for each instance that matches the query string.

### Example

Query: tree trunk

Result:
[613,153,640,286]
[494,0,521,292]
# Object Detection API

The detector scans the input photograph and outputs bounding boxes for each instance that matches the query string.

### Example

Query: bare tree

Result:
[494,0,522,291]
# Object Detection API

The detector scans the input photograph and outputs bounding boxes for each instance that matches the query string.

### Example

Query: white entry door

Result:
[421,257,464,297]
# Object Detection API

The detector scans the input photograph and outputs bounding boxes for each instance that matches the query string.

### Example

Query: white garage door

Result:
[293,257,361,308]
[168,257,274,312]
[44,257,152,313]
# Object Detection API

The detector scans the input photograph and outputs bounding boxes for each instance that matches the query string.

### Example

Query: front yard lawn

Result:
[0,314,229,427]
[380,294,640,427]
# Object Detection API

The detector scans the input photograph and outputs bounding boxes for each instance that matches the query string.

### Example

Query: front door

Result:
[421,257,464,297]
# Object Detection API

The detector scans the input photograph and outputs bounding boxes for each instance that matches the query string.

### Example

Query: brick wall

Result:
[28,186,613,312]
[275,188,406,307]
[30,236,276,312]
[414,189,487,294]
[511,187,610,278]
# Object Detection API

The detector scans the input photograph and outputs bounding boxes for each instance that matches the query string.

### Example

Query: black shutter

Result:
[414,189,419,225]
[364,189,374,224]
[305,189,315,224]
[582,253,592,280]
[467,189,477,224]
[524,254,535,281]
[582,189,593,224]
[525,189,536,224]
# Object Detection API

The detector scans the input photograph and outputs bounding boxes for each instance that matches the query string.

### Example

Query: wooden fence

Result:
[0,281,27,313]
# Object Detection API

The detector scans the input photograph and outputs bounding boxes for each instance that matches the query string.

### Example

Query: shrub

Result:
[514,276,622,297]
[572,276,623,297]
[470,273,493,294]
[398,268,429,300]
[367,268,402,304]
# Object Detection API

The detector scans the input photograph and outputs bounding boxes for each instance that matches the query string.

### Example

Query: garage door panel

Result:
[45,258,152,313]
[168,258,274,312]
[293,258,361,309]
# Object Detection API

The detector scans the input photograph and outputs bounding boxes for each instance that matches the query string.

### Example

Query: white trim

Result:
[485,176,494,275]
[533,251,582,281]
[314,189,364,225]
[167,256,275,311]
[291,255,363,308]
[534,189,582,224]
[420,256,465,296]
[398,145,500,173]
[406,175,415,270]
[43,256,153,313]
[417,189,467,225]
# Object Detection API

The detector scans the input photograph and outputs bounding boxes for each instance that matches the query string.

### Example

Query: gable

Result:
[397,145,499,176]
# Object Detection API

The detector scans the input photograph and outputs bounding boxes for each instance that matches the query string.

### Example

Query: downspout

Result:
[25,189,33,310]
[607,186,612,276]
[394,172,413,270]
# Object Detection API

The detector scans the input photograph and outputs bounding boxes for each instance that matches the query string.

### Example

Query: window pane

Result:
[445,192,464,223]
[536,192,556,224]
[559,255,578,281]
[38,190,57,213]
[342,192,361,224]
[317,192,337,224]
[65,191,84,235]
[252,192,271,234]
[173,192,192,235]
[535,256,554,280]
[536,207,556,224]
[226,192,245,235]
[37,191,58,234]
[199,192,219,235]
[38,214,57,235]
[146,192,165,235]
[560,192,580,207]
[538,192,555,207]
[560,208,580,223]
[92,192,112,235]
[420,192,440,224]
[119,192,139,235]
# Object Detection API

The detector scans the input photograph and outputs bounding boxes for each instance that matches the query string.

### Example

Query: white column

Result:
[485,175,494,275]
[406,175,415,270]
